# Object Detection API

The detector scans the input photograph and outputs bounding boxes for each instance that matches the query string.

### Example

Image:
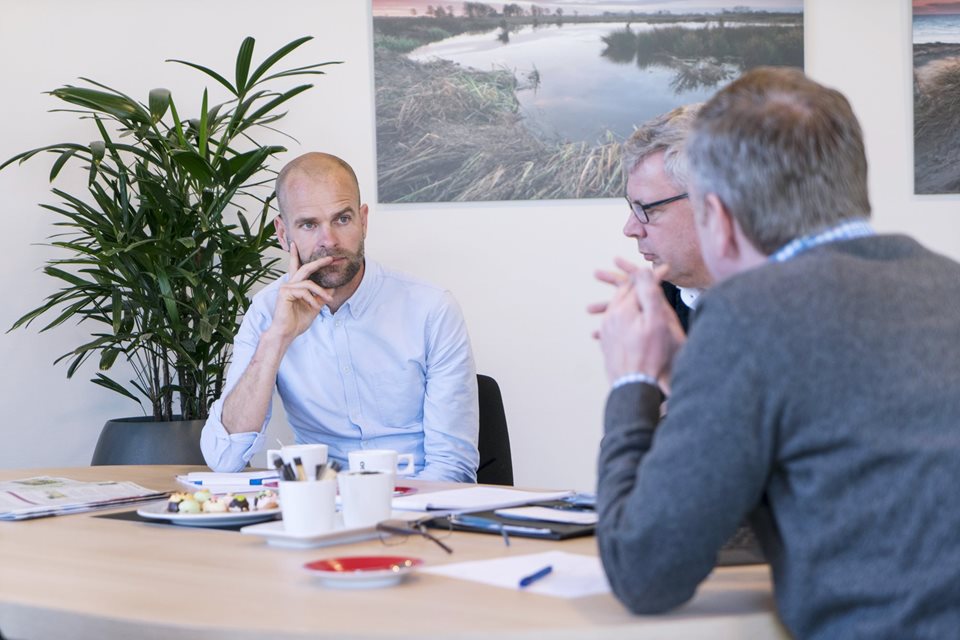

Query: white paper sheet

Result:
[494,506,598,525]
[176,471,279,490]
[421,550,610,598]
[391,486,573,512]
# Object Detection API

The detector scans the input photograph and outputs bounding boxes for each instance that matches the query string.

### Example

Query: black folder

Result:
[427,500,596,541]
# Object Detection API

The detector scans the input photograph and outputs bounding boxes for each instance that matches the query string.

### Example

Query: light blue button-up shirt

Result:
[201,259,479,482]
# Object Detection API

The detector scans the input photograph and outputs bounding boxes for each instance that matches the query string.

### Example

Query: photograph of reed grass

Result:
[913,1,960,194]
[372,1,803,203]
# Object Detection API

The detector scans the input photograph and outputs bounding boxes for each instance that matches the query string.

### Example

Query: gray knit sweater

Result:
[598,235,960,639]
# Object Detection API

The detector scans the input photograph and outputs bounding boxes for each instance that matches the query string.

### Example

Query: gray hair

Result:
[622,103,703,188]
[686,67,871,255]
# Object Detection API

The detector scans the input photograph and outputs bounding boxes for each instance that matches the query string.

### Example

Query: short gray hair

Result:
[622,103,703,188]
[686,67,871,255]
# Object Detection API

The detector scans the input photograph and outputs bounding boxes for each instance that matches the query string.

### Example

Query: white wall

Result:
[1,1,957,490]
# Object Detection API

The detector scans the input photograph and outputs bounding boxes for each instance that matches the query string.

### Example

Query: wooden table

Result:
[0,466,788,640]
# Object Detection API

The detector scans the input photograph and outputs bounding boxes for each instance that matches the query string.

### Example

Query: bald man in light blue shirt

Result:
[200,153,478,481]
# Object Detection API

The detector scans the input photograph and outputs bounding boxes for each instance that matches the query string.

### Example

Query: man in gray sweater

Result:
[594,67,960,638]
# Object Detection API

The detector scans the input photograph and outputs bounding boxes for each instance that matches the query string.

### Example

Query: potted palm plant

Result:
[2,36,339,464]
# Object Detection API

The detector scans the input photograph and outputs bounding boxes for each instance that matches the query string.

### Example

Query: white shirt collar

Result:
[679,287,702,309]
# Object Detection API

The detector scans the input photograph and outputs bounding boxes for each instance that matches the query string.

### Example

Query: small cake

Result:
[202,497,228,513]
[193,489,212,504]
[178,498,201,514]
[253,489,278,511]
[228,495,250,512]
[166,492,190,513]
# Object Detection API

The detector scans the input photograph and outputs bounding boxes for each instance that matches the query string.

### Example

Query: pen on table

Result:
[519,565,553,589]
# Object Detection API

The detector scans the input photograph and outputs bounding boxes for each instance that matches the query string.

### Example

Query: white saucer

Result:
[240,511,421,549]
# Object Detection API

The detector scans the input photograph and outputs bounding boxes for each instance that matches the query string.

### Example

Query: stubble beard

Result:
[304,240,364,289]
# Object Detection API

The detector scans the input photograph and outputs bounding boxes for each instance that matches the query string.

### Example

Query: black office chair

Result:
[476,374,514,486]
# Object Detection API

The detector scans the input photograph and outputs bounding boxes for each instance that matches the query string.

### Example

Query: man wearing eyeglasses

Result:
[609,104,763,563]
[593,68,960,638]
[617,104,712,332]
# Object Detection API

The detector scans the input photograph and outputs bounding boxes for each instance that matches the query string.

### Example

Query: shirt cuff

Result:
[200,408,264,471]
[612,372,660,391]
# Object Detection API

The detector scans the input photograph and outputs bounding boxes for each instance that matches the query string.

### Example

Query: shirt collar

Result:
[678,287,702,309]
[769,218,875,263]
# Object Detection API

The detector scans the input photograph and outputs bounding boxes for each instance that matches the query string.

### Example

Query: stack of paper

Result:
[494,506,598,525]
[391,486,573,512]
[176,471,279,490]
[0,477,167,521]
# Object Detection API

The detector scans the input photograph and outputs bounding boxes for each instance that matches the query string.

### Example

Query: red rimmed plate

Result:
[304,555,423,589]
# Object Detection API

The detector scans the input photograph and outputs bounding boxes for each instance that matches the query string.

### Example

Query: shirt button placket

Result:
[332,315,363,437]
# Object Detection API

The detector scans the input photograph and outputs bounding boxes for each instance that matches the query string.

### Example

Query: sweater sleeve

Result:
[597,295,774,614]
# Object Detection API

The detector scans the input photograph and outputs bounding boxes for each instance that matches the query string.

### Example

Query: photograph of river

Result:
[372,1,803,203]
[913,1,960,194]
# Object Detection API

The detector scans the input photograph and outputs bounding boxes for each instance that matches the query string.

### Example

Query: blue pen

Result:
[519,565,553,588]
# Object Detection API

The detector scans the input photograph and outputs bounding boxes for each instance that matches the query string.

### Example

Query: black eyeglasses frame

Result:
[624,192,689,224]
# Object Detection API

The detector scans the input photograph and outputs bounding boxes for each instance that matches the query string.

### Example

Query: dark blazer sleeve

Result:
[661,281,690,333]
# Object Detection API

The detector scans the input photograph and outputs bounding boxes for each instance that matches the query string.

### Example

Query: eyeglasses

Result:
[624,192,688,224]
[376,518,454,554]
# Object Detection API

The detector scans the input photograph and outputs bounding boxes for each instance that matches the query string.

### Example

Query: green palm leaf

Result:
[3,35,334,420]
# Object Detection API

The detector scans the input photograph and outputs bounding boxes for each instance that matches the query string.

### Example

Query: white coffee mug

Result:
[278,478,336,536]
[267,444,328,480]
[348,449,415,476]
[338,470,394,528]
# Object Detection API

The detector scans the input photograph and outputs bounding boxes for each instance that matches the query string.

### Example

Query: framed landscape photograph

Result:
[371,1,804,203]
[913,1,960,194]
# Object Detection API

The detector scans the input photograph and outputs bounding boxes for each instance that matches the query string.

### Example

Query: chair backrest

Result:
[476,374,514,485]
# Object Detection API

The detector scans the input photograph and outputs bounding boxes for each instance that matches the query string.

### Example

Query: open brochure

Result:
[0,476,168,521]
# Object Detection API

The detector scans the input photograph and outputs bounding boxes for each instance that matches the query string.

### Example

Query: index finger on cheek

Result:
[288,242,301,275]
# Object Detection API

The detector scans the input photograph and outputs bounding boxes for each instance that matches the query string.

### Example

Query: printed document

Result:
[0,476,167,521]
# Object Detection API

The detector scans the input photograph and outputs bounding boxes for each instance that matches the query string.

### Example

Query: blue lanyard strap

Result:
[769,219,875,263]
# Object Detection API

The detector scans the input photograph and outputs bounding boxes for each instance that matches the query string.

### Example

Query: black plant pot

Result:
[90,416,207,466]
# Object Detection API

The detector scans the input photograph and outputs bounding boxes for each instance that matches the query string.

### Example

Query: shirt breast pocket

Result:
[373,367,425,428]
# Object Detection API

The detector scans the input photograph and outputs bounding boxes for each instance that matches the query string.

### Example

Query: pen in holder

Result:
[318,460,342,482]
[293,456,306,482]
[272,456,296,482]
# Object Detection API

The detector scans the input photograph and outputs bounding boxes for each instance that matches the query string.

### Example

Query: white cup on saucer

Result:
[337,470,394,529]
[347,449,415,477]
